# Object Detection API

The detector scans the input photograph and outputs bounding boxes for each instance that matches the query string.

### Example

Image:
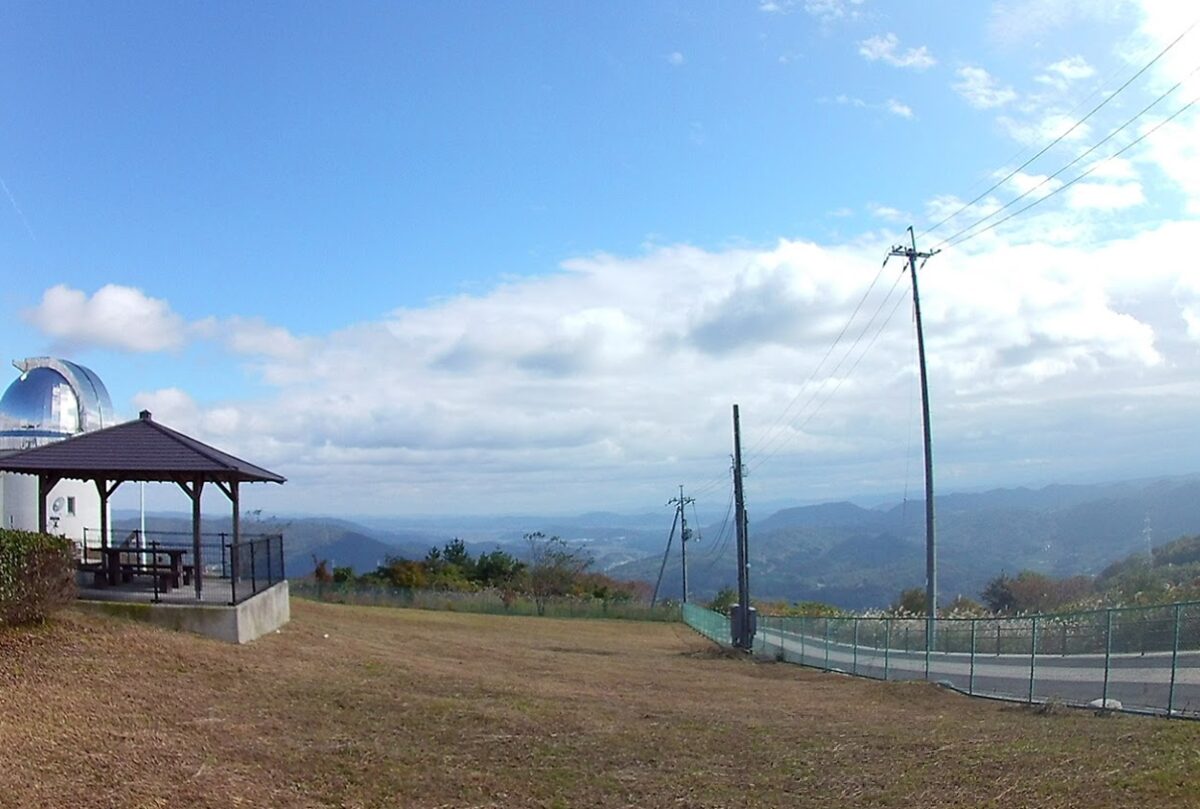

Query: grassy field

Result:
[1,600,1199,808]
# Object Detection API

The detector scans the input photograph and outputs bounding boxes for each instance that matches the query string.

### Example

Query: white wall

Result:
[0,472,105,547]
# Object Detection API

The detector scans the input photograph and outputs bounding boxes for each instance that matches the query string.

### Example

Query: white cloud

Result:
[24,284,186,352]
[858,33,937,70]
[1003,170,1061,197]
[954,66,1017,108]
[998,112,1091,147]
[223,317,310,361]
[868,203,906,222]
[988,0,1132,44]
[1036,55,1096,89]
[667,51,685,67]
[103,217,1200,515]
[1065,181,1145,211]
[760,0,865,22]
[824,95,913,119]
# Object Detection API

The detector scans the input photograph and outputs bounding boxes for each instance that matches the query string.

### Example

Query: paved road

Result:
[757,627,1200,716]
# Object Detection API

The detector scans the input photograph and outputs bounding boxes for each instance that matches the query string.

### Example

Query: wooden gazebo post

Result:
[93,478,121,554]
[36,473,61,534]
[175,476,205,599]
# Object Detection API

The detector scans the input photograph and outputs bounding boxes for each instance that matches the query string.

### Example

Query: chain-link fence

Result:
[683,601,1200,718]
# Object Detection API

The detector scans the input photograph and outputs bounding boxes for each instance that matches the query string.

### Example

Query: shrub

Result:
[0,529,75,626]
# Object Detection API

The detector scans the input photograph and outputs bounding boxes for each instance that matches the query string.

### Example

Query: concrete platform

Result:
[75,580,290,644]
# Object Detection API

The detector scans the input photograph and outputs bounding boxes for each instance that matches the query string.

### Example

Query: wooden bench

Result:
[120,562,180,590]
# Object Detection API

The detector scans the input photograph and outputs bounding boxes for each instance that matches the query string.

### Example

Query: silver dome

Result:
[0,358,114,449]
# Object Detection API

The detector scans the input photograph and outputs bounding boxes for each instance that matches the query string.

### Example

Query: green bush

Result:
[0,529,75,626]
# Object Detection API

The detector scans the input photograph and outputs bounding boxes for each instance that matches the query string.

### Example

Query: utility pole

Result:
[732,404,753,650]
[668,485,695,603]
[890,226,940,649]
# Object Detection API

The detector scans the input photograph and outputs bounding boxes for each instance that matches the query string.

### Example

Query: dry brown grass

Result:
[1,599,1198,808]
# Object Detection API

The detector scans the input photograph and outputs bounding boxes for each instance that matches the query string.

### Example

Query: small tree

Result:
[892,586,928,616]
[475,549,525,588]
[981,573,1017,614]
[312,555,332,598]
[525,532,591,616]
[708,586,737,615]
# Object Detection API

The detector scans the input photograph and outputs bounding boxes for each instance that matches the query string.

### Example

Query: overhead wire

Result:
[935,65,1200,250]
[688,258,891,501]
[699,491,736,578]
[681,20,1200,511]
[747,265,909,474]
[946,92,1199,250]
[920,18,1199,240]
[743,260,889,459]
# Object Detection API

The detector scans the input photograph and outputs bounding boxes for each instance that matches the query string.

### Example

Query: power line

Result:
[946,93,1199,250]
[689,259,893,501]
[936,67,1200,249]
[747,266,909,474]
[920,19,1199,240]
[743,261,889,459]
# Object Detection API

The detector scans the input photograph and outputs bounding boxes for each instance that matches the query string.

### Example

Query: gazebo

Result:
[0,410,286,601]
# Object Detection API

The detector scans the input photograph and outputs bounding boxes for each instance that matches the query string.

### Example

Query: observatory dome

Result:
[0,358,113,450]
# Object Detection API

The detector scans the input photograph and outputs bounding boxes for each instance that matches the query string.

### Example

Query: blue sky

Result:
[2,1,1198,516]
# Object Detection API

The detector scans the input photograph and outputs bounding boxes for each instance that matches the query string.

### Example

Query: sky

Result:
[1,0,1198,518]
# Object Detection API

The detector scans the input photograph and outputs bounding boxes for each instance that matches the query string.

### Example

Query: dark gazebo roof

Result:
[0,410,285,484]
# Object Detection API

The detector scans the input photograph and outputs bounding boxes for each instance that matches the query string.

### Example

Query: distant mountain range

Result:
[114,473,1200,610]
[611,474,1200,609]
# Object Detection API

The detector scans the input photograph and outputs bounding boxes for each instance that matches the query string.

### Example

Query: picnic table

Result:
[101,546,189,590]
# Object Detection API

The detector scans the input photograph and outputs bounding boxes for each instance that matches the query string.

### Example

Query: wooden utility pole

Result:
[890,227,940,648]
[732,404,752,649]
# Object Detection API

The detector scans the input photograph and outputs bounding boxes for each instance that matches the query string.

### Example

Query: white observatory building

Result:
[0,357,114,542]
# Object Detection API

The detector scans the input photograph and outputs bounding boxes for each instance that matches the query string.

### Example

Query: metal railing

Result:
[230,533,285,604]
[79,528,284,605]
[683,601,1200,719]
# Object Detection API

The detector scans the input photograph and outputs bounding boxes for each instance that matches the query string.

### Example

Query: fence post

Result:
[250,539,257,594]
[996,623,1002,655]
[1168,603,1181,717]
[1061,622,1068,656]
[884,619,891,680]
[824,618,831,671]
[151,540,160,604]
[968,619,977,695]
[852,617,859,675]
[266,538,273,584]
[1028,615,1038,704]
[1102,608,1113,708]
[924,618,931,680]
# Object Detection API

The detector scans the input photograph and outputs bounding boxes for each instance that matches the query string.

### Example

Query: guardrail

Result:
[683,601,1200,719]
